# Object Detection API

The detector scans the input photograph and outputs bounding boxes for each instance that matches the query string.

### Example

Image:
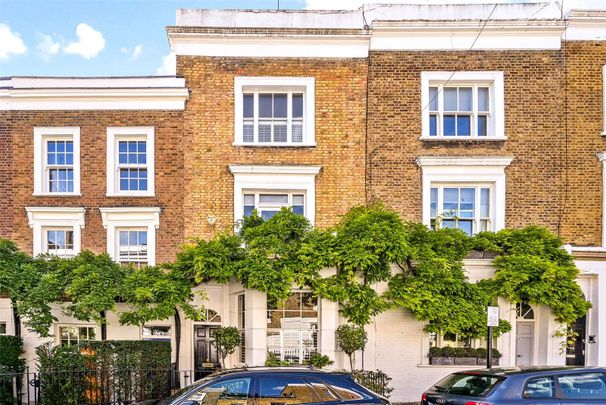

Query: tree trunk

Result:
[12,300,20,337]
[349,354,353,371]
[100,311,107,340]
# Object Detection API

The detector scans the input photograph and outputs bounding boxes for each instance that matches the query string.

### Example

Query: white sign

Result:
[487,306,500,327]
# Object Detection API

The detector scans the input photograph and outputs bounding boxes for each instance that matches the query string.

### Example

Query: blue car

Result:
[421,366,606,405]
[154,367,390,405]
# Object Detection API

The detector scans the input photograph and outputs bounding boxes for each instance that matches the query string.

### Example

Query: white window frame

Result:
[416,157,513,232]
[0,322,6,335]
[99,207,160,266]
[430,183,494,235]
[229,165,321,225]
[106,127,155,197]
[141,325,172,340]
[33,127,81,196]
[25,207,85,256]
[243,191,306,219]
[43,227,77,258]
[56,324,98,346]
[234,77,315,146]
[420,72,505,140]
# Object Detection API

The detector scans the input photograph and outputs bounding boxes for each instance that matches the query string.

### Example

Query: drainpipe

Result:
[12,300,20,337]
[100,311,107,340]
[174,309,181,371]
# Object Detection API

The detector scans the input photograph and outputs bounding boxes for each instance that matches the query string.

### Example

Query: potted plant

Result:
[428,346,454,365]
[454,347,477,365]
[476,347,501,366]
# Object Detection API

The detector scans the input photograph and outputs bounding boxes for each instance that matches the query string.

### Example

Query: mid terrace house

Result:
[2,2,606,402]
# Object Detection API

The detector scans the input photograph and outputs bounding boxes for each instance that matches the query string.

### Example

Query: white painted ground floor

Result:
[1,257,605,403]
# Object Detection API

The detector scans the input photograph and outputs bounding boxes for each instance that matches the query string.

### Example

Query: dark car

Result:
[421,366,606,405]
[153,367,389,405]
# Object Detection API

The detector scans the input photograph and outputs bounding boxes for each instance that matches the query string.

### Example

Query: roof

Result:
[459,366,606,377]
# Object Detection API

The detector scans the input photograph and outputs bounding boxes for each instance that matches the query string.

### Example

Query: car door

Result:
[255,375,323,405]
[522,376,561,405]
[556,372,606,405]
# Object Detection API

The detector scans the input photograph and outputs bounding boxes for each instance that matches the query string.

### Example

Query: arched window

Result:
[205,309,221,323]
[516,302,535,320]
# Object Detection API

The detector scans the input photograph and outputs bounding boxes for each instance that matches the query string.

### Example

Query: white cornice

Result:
[566,12,606,41]
[0,77,189,111]
[169,32,370,58]
[229,165,322,175]
[99,207,161,229]
[25,207,86,228]
[416,156,514,167]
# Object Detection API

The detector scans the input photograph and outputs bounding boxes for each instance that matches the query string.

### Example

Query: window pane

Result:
[259,194,289,204]
[258,124,272,142]
[481,188,490,217]
[309,381,338,402]
[274,94,287,118]
[430,188,438,217]
[443,115,456,136]
[243,123,254,142]
[292,195,304,206]
[261,210,279,221]
[477,115,487,136]
[433,374,502,397]
[292,123,303,143]
[524,377,554,399]
[244,205,254,217]
[259,94,273,118]
[443,188,458,211]
[244,194,255,205]
[429,87,438,111]
[274,124,287,142]
[429,114,437,136]
[243,94,254,118]
[457,115,471,136]
[458,87,472,111]
[459,188,475,210]
[558,373,606,400]
[444,88,458,111]
[478,87,489,111]
[459,220,473,236]
[292,94,303,118]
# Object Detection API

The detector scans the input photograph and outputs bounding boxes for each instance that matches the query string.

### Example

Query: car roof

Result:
[203,366,348,378]
[455,366,606,377]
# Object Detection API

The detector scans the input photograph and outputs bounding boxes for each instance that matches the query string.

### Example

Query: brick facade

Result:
[5,111,184,263]
[366,50,576,241]
[177,56,368,239]
[0,112,12,239]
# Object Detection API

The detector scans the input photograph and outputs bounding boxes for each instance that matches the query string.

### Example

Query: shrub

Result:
[351,369,393,398]
[453,347,467,358]
[212,327,241,368]
[336,324,367,371]
[305,353,333,368]
[264,352,290,367]
[491,348,502,358]
[476,347,487,358]
[441,346,456,358]
[428,347,443,357]
[464,348,478,358]
[0,336,25,405]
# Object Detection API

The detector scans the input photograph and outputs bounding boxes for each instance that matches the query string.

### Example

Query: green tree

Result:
[212,326,241,368]
[336,324,367,371]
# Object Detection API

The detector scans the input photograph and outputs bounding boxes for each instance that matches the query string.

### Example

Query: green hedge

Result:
[36,340,171,405]
[0,336,25,405]
[428,346,502,358]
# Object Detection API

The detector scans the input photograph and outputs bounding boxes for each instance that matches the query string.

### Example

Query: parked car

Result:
[149,367,390,405]
[421,366,606,404]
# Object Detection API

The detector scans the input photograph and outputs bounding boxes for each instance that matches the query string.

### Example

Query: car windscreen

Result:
[432,373,503,397]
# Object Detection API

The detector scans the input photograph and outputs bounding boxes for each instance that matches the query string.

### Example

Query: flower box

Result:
[429,357,455,365]
[454,357,477,365]
[477,358,500,366]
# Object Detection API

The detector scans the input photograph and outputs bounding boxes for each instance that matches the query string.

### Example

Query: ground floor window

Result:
[267,291,318,364]
[238,294,246,363]
[142,325,171,341]
[59,325,96,346]
[0,322,6,335]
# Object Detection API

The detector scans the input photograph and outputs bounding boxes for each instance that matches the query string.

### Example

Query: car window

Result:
[258,377,317,405]
[558,373,606,400]
[182,378,251,405]
[524,376,555,399]
[432,373,502,397]
[307,379,339,402]
[323,376,368,401]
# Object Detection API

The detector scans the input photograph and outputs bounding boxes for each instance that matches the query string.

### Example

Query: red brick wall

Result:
[367,50,570,240]
[0,112,12,239]
[5,111,184,263]
[177,56,368,239]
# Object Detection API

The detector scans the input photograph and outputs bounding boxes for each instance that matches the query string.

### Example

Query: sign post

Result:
[487,306,499,369]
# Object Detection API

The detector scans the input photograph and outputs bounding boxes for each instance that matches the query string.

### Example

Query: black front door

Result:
[566,315,587,366]
[194,325,220,380]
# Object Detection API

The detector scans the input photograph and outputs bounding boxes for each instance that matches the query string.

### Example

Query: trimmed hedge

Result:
[0,336,25,405]
[428,346,502,358]
[36,340,171,405]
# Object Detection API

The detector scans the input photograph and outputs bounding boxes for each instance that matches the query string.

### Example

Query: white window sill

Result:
[233,142,316,147]
[419,136,507,142]
[106,192,155,198]
[32,193,81,197]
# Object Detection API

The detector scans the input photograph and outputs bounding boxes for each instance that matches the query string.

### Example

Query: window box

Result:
[234,77,315,146]
[454,357,478,366]
[420,72,505,140]
[429,356,454,366]
[476,358,500,366]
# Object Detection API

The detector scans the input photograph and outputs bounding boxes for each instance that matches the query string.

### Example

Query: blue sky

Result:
[0,0,602,77]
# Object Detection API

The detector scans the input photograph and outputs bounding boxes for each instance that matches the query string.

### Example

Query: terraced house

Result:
[2,2,606,402]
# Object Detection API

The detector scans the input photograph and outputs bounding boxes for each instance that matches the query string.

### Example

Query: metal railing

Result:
[0,366,203,405]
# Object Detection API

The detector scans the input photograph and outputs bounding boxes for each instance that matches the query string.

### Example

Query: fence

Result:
[0,366,199,405]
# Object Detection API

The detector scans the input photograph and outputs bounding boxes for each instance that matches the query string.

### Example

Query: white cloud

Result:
[120,47,128,54]
[63,23,105,59]
[131,44,143,60]
[36,33,60,61]
[0,24,27,60]
[156,52,176,75]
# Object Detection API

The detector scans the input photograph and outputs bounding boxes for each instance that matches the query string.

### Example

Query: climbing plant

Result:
[0,203,590,341]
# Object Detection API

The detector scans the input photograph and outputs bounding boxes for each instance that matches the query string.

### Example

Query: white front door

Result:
[516,322,534,366]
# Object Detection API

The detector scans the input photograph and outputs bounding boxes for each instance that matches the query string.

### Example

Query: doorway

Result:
[566,314,587,366]
[194,325,220,380]
[515,302,535,366]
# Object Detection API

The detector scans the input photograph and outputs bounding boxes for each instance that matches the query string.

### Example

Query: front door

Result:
[566,315,586,366]
[194,325,220,380]
[516,322,534,366]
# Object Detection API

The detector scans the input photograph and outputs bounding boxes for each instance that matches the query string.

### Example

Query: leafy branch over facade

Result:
[0,204,590,340]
